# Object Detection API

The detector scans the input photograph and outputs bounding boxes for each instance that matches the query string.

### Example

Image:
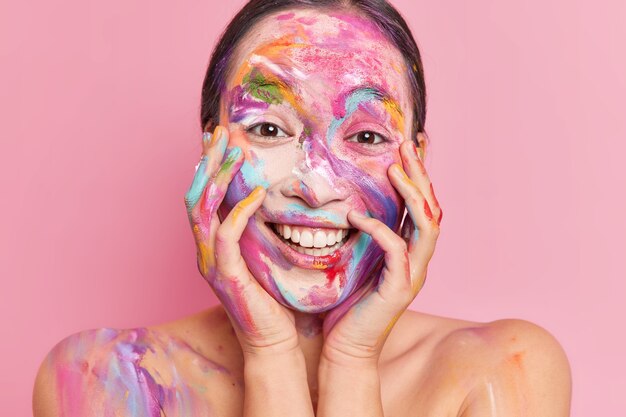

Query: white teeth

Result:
[313,231,326,248]
[273,223,351,255]
[300,231,314,248]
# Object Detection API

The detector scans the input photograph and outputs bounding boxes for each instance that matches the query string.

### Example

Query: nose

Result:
[280,141,349,208]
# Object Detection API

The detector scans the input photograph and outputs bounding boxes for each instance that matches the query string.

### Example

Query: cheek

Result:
[334,152,404,229]
[220,149,269,216]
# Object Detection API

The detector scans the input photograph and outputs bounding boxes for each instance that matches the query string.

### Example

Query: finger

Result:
[184,126,229,212]
[388,163,435,235]
[399,141,443,226]
[347,210,410,301]
[200,146,244,216]
[215,186,266,277]
[197,146,245,279]
[388,164,439,292]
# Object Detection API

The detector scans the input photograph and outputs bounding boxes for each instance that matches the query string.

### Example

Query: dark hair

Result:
[200,0,428,146]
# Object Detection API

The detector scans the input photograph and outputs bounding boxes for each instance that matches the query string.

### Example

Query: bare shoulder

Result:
[390,311,572,416]
[33,327,131,417]
[33,312,241,417]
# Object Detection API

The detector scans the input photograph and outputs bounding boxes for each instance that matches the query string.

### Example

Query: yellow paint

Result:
[197,241,215,277]
[380,311,403,344]
[232,187,263,222]
[312,259,328,270]
[230,33,310,120]
[382,97,405,134]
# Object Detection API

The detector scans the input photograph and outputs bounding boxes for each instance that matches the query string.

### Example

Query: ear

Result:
[416,132,428,160]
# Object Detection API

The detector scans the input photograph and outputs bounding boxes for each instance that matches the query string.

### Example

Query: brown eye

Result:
[248,122,288,138]
[347,131,386,145]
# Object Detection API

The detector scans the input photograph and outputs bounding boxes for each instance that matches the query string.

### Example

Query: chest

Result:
[145,356,468,417]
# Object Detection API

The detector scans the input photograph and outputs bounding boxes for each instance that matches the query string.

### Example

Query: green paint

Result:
[242,69,285,105]
[217,147,242,177]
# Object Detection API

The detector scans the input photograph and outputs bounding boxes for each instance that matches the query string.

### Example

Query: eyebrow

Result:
[325,85,405,138]
[235,65,405,130]
[341,85,404,119]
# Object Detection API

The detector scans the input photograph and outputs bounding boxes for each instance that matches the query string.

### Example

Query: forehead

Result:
[224,8,411,118]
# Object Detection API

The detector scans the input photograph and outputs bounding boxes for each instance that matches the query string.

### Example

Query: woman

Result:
[33,1,572,416]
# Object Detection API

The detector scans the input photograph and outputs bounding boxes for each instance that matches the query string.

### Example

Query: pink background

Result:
[1,0,624,415]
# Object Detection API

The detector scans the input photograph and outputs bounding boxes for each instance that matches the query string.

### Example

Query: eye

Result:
[246,122,289,138]
[346,131,387,145]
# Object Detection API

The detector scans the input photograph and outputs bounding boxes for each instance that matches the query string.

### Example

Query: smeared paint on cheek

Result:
[210,9,414,311]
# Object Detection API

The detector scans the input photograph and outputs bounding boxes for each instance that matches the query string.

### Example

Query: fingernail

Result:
[202,131,212,145]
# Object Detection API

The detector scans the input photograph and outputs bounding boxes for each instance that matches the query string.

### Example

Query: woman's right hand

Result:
[184,125,299,357]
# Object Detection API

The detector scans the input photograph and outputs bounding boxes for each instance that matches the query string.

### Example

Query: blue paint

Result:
[327,88,383,144]
[239,159,270,189]
[285,203,342,224]
[273,279,301,306]
[185,155,209,213]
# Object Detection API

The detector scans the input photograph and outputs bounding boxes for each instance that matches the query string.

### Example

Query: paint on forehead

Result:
[276,12,296,21]
[242,68,285,105]
[228,55,310,121]
[228,85,271,123]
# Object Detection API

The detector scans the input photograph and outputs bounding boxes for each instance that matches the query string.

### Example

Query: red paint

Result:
[509,351,525,369]
[324,255,346,288]
[423,199,433,221]
[430,183,443,225]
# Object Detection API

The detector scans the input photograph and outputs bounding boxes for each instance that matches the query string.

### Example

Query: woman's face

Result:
[216,8,414,313]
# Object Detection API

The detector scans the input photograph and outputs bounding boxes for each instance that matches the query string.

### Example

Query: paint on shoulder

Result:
[49,327,234,415]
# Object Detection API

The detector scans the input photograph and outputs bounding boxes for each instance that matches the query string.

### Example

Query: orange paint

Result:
[508,351,525,370]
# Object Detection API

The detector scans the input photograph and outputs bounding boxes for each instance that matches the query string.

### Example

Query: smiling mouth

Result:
[270,223,352,257]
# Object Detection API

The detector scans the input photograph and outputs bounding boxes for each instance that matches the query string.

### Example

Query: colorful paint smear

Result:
[214,9,414,313]
[49,328,239,416]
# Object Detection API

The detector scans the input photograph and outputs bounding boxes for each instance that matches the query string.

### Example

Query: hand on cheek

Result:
[184,126,299,357]
[321,140,443,367]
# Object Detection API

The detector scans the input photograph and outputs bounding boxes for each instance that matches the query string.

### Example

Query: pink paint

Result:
[217,9,412,313]
[276,12,296,21]
[49,328,231,415]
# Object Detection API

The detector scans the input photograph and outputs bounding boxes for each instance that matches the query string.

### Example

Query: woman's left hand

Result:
[321,139,443,367]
